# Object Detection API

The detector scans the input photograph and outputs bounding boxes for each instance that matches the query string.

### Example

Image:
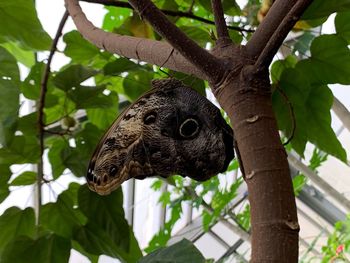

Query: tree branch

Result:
[80,0,254,33]
[65,0,207,79]
[211,0,231,44]
[254,0,313,71]
[37,10,69,222]
[128,0,225,83]
[245,0,298,59]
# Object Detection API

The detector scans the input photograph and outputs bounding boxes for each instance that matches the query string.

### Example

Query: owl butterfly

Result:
[87,78,235,195]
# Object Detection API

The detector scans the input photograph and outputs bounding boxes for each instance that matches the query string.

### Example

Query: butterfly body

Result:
[87,79,234,195]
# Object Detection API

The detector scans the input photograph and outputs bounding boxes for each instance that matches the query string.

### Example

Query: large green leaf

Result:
[86,105,118,130]
[123,71,154,101]
[76,185,142,262]
[21,62,58,106]
[53,65,97,91]
[103,58,144,76]
[40,183,87,238]
[0,79,19,146]
[102,7,132,32]
[303,0,350,20]
[0,46,20,83]
[21,62,44,99]
[0,48,20,145]
[272,68,347,162]
[0,136,40,165]
[335,11,350,44]
[63,30,101,65]
[0,0,51,50]
[47,137,88,178]
[0,207,36,256]
[0,165,11,203]
[47,138,69,179]
[78,186,129,251]
[67,85,114,109]
[140,239,206,263]
[297,34,350,85]
[304,85,346,162]
[1,234,71,263]
[179,26,212,47]
[17,112,38,137]
[0,42,35,68]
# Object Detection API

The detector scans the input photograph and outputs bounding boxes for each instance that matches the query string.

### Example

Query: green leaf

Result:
[303,0,350,20]
[304,85,346,162]
[0,79,20,146]
[10,171,37,186]
[0,136,40,165]
[103,58,144,76]
[123,71,154,101]
[222,0,241,16]
[179,26,212,47]
[78,185,130,251]
[273,69,347,162]
[0,42,35,68]
[0,0,51,50]
[0,165,11,203]
[146,199,182,253]
[17,112,38,136]
[292,174,307,196]
[292,32,316,56]
[140,239,205,263]
[48,138,69,179]
[67,85,114,109]
[72,241,99,263]
[102,7,132,32]
[1,234,71,263]
[335,11,350,44]
[63,30,101,64]
[21,62,59,106]
[86,101,118,130]
[40,184,87,238]
[309,148,328,171]
[236,204,251,231]
[21,62,44,100]
[297,34,350,85]
[76,185,142,262]
[271,55,298,84]
[53,65,97,91]
[0,207,36,256]
[0,46,20,83]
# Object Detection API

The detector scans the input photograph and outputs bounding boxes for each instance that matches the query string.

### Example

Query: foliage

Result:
[0,0,348,262]
[322,216,350,262]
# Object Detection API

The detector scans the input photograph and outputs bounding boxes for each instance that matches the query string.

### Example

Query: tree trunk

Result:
[211,48,299,261]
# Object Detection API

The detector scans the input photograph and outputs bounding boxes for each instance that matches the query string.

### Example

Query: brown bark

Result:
[210,49,299,260]
[65,0,315,261]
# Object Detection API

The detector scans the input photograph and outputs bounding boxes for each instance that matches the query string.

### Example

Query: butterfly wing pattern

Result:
[87,78,235,195]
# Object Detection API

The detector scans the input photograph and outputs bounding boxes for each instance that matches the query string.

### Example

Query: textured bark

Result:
[65,0,316,260]
[211,51,299,260]
[65,0,206,79]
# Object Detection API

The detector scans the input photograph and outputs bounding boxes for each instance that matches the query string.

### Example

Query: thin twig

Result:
[211,0,231,44]
[254,0,313,71]
[37,10,69,222]
[80,0,254,33]
[128,0,225,83]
